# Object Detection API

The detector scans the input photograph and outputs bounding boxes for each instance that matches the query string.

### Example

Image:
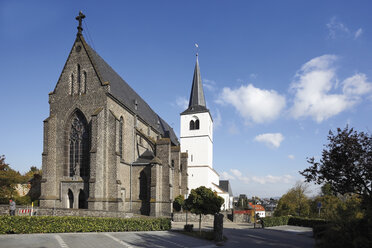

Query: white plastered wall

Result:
[180,112,213,168]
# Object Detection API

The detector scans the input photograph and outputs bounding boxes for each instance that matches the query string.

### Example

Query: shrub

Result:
[261,216,289,228]
[261,216,327,228]
[288,216,327,228]
[0,216,171,234]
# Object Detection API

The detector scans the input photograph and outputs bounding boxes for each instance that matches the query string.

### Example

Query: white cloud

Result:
[354,28,363,39]
[254,133,284,148]
[203,79,217,92]
[288,154,295,160]
[343,73,372,96]
[230,169,242,178]
[224,168,293,185]
[290,55,372,123]
[326,17,350,39]
[213,109,222,128]
[218,84,286,124]
[176,96,188,110]
[249,73,258,79]
[230,169,250,184]
[326,17,363,40]
[220,171,235,180]
[252,175,292,184]
[228,123,239,135]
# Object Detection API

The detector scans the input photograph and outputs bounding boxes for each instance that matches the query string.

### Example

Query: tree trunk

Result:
[199,214,202,235]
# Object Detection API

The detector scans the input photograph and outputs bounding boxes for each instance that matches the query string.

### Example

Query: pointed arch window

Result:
[83,71,87,93]
[68,111,89,177]
[119,117,123,158]
[70,74,74,95]
[77,64,81,94]
[189,120,195,130]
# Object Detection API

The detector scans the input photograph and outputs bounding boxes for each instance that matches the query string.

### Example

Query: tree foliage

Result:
[274,182,310,217]
[173,195,184,212]
[300,126,372,199]
[0,155,24,202]
[185,186,224,233]
[300,127,372,247]
[0,155,42,205]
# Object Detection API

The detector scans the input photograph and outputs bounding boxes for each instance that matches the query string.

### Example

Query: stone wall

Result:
[0,205,133,218]
[233,213,252,223]
[173,211,232,222]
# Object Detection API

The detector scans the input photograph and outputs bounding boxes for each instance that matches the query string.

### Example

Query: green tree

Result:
[185,186,224,233]
[300,127,372,246]
[173,195,184,212]
[274,182,310,217]
[300,127,372,203]
[237,194,249,209]
[0,155,24,203]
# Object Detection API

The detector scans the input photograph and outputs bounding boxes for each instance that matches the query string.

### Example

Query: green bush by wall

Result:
[0,216,171,234]
[261,216,290,228]
[261,216,326,228]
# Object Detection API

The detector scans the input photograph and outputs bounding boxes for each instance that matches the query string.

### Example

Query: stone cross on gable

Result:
[76,11,86,35]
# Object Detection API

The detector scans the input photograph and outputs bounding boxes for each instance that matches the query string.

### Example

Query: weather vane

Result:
[195,43,199,57]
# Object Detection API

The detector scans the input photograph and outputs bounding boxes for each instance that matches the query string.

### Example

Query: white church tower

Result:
[180,55,220,194]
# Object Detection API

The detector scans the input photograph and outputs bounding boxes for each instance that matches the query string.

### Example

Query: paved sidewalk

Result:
[171,221,254,231]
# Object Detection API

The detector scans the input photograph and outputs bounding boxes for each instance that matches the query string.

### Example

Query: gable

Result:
[51,34,178,146]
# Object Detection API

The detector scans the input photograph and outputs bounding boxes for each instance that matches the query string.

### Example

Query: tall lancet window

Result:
[77,64,81,94]
[83,71,87,93]
[70,74,74,95]
[69,111,89,177]
[119,117,123,158]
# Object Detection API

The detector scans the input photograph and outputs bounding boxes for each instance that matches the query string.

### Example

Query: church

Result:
[39,12,188,217]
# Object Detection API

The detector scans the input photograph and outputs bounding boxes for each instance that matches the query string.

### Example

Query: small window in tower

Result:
[195,119,200,130]
[191,155,193,162]
[189,120,195,130]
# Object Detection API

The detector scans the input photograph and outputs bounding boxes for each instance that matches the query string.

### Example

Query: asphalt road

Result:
[223,226,314,248]
[0,223,315,248]
[0,231,215,248]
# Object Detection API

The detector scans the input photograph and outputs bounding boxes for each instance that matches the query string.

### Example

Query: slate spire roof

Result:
[181,55,209,115]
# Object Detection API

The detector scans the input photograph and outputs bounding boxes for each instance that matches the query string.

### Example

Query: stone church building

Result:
[40,12,188,216]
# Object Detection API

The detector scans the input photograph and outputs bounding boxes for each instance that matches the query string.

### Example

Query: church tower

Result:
[180,55,220,193]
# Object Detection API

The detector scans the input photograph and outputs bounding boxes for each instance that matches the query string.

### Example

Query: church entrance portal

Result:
[78,189,87,209]
[139,170,150,215]
[68,189,74,208]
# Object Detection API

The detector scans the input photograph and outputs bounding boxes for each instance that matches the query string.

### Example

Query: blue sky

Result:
[1,1,372,198]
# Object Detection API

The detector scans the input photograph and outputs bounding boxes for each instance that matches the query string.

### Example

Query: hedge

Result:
[261,216,290,228]
[288,217,327,228]
[261,216,327,228]
[0,216,171,234]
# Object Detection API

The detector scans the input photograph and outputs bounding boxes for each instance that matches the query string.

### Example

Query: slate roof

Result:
[79,35,179,145]
[133,150,155,164]
[181,56,209,115]
[219,180,233,196]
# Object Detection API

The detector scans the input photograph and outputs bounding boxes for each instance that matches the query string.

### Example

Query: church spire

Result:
[188,54,207,108]
[75,11,86,35]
